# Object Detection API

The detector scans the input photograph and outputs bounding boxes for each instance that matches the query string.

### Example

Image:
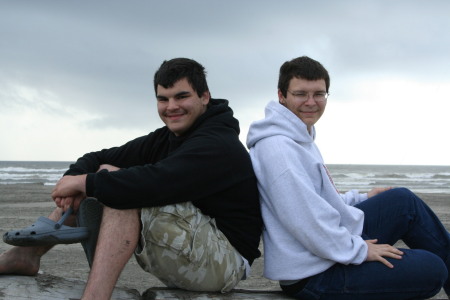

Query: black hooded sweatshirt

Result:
[65,98,262,264]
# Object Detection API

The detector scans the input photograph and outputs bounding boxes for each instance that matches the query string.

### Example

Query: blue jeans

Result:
[285,188,449,300]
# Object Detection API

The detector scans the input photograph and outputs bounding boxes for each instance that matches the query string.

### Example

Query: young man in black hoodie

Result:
[0,58,262,300]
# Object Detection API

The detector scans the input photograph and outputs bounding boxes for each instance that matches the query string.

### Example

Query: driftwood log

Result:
[0,274,292,300]
[142,287,289,299]
[0,274,447,300]
[0,274,140,300]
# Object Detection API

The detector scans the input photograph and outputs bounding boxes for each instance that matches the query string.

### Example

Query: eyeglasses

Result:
[287,90,329,103]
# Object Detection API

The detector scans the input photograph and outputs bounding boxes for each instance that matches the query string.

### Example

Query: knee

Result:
[102,207,141,232]
[388,187,414,198]
[387,187,421,207]
[429,257,447,293]
[103,206,140,217]
[413,250,448,288]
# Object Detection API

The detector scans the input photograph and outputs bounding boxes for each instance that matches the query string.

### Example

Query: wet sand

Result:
[0,184,449,298]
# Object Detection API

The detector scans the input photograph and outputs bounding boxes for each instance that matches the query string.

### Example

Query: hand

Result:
[97,164,120,172]
[367,187,392,198]
[365,239,403,268]
[54,194,85,212]
[52,175,87,209]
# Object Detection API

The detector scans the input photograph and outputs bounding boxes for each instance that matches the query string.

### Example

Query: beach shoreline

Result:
[0,184,449,298]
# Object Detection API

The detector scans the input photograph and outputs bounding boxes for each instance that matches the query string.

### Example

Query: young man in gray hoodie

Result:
[247,56,449,300]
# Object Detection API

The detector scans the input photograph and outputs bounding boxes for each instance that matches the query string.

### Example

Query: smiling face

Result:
[157,78,210,136]
[278,77,327,133]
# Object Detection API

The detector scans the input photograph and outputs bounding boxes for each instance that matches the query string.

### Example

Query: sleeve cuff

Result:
[85,173,96,197]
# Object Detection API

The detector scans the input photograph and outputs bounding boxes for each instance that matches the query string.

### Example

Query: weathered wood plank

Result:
[1,274,447,300]
[0,274,141,300]
[142,287,290,300]
[141,287,449,300]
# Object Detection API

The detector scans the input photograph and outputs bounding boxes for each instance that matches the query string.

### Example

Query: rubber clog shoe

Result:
[2,207,89,247]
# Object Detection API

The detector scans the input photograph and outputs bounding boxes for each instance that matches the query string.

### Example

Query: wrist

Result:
[78,174,87,194]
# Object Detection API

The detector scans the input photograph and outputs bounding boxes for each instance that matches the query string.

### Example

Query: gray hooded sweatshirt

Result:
[246,101,369,281]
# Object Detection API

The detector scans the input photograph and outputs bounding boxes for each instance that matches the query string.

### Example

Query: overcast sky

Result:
[1,0,450,165]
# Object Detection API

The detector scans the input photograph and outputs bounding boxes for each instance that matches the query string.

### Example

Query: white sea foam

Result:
[0,167,67,173]
[0,161,71,185]
[328,164,450,194]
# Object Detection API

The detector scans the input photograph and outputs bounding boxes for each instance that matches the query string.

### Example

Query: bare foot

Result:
[0,247,41,276]
[0,207,67,276]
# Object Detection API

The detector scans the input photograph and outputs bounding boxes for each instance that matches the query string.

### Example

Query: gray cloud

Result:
[1,0,449,133]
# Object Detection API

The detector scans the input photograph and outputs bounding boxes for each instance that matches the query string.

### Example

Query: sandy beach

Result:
[1,184,449,299]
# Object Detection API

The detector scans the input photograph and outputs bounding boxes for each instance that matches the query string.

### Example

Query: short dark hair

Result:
[278,56,330,97]
[153,58,209,97]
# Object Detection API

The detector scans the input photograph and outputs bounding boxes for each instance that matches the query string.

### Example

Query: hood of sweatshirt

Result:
[247,101,315,149]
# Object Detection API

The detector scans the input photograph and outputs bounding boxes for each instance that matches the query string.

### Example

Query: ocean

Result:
[0,161,73,186]
[0,161,449,194]
[327,164,450,194]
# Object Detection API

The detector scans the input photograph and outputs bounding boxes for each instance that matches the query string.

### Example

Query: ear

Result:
[278,89,285,105]
[201,91,210,105]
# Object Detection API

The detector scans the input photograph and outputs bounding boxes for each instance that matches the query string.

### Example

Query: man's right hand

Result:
[54,194,85,212]
[53,164,119,212]
[52,174,87,211]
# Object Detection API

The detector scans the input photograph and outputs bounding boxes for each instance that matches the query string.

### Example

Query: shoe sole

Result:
[77,198,104,268]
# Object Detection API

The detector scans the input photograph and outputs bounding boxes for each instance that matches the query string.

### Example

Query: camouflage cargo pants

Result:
[134,201,246,292]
